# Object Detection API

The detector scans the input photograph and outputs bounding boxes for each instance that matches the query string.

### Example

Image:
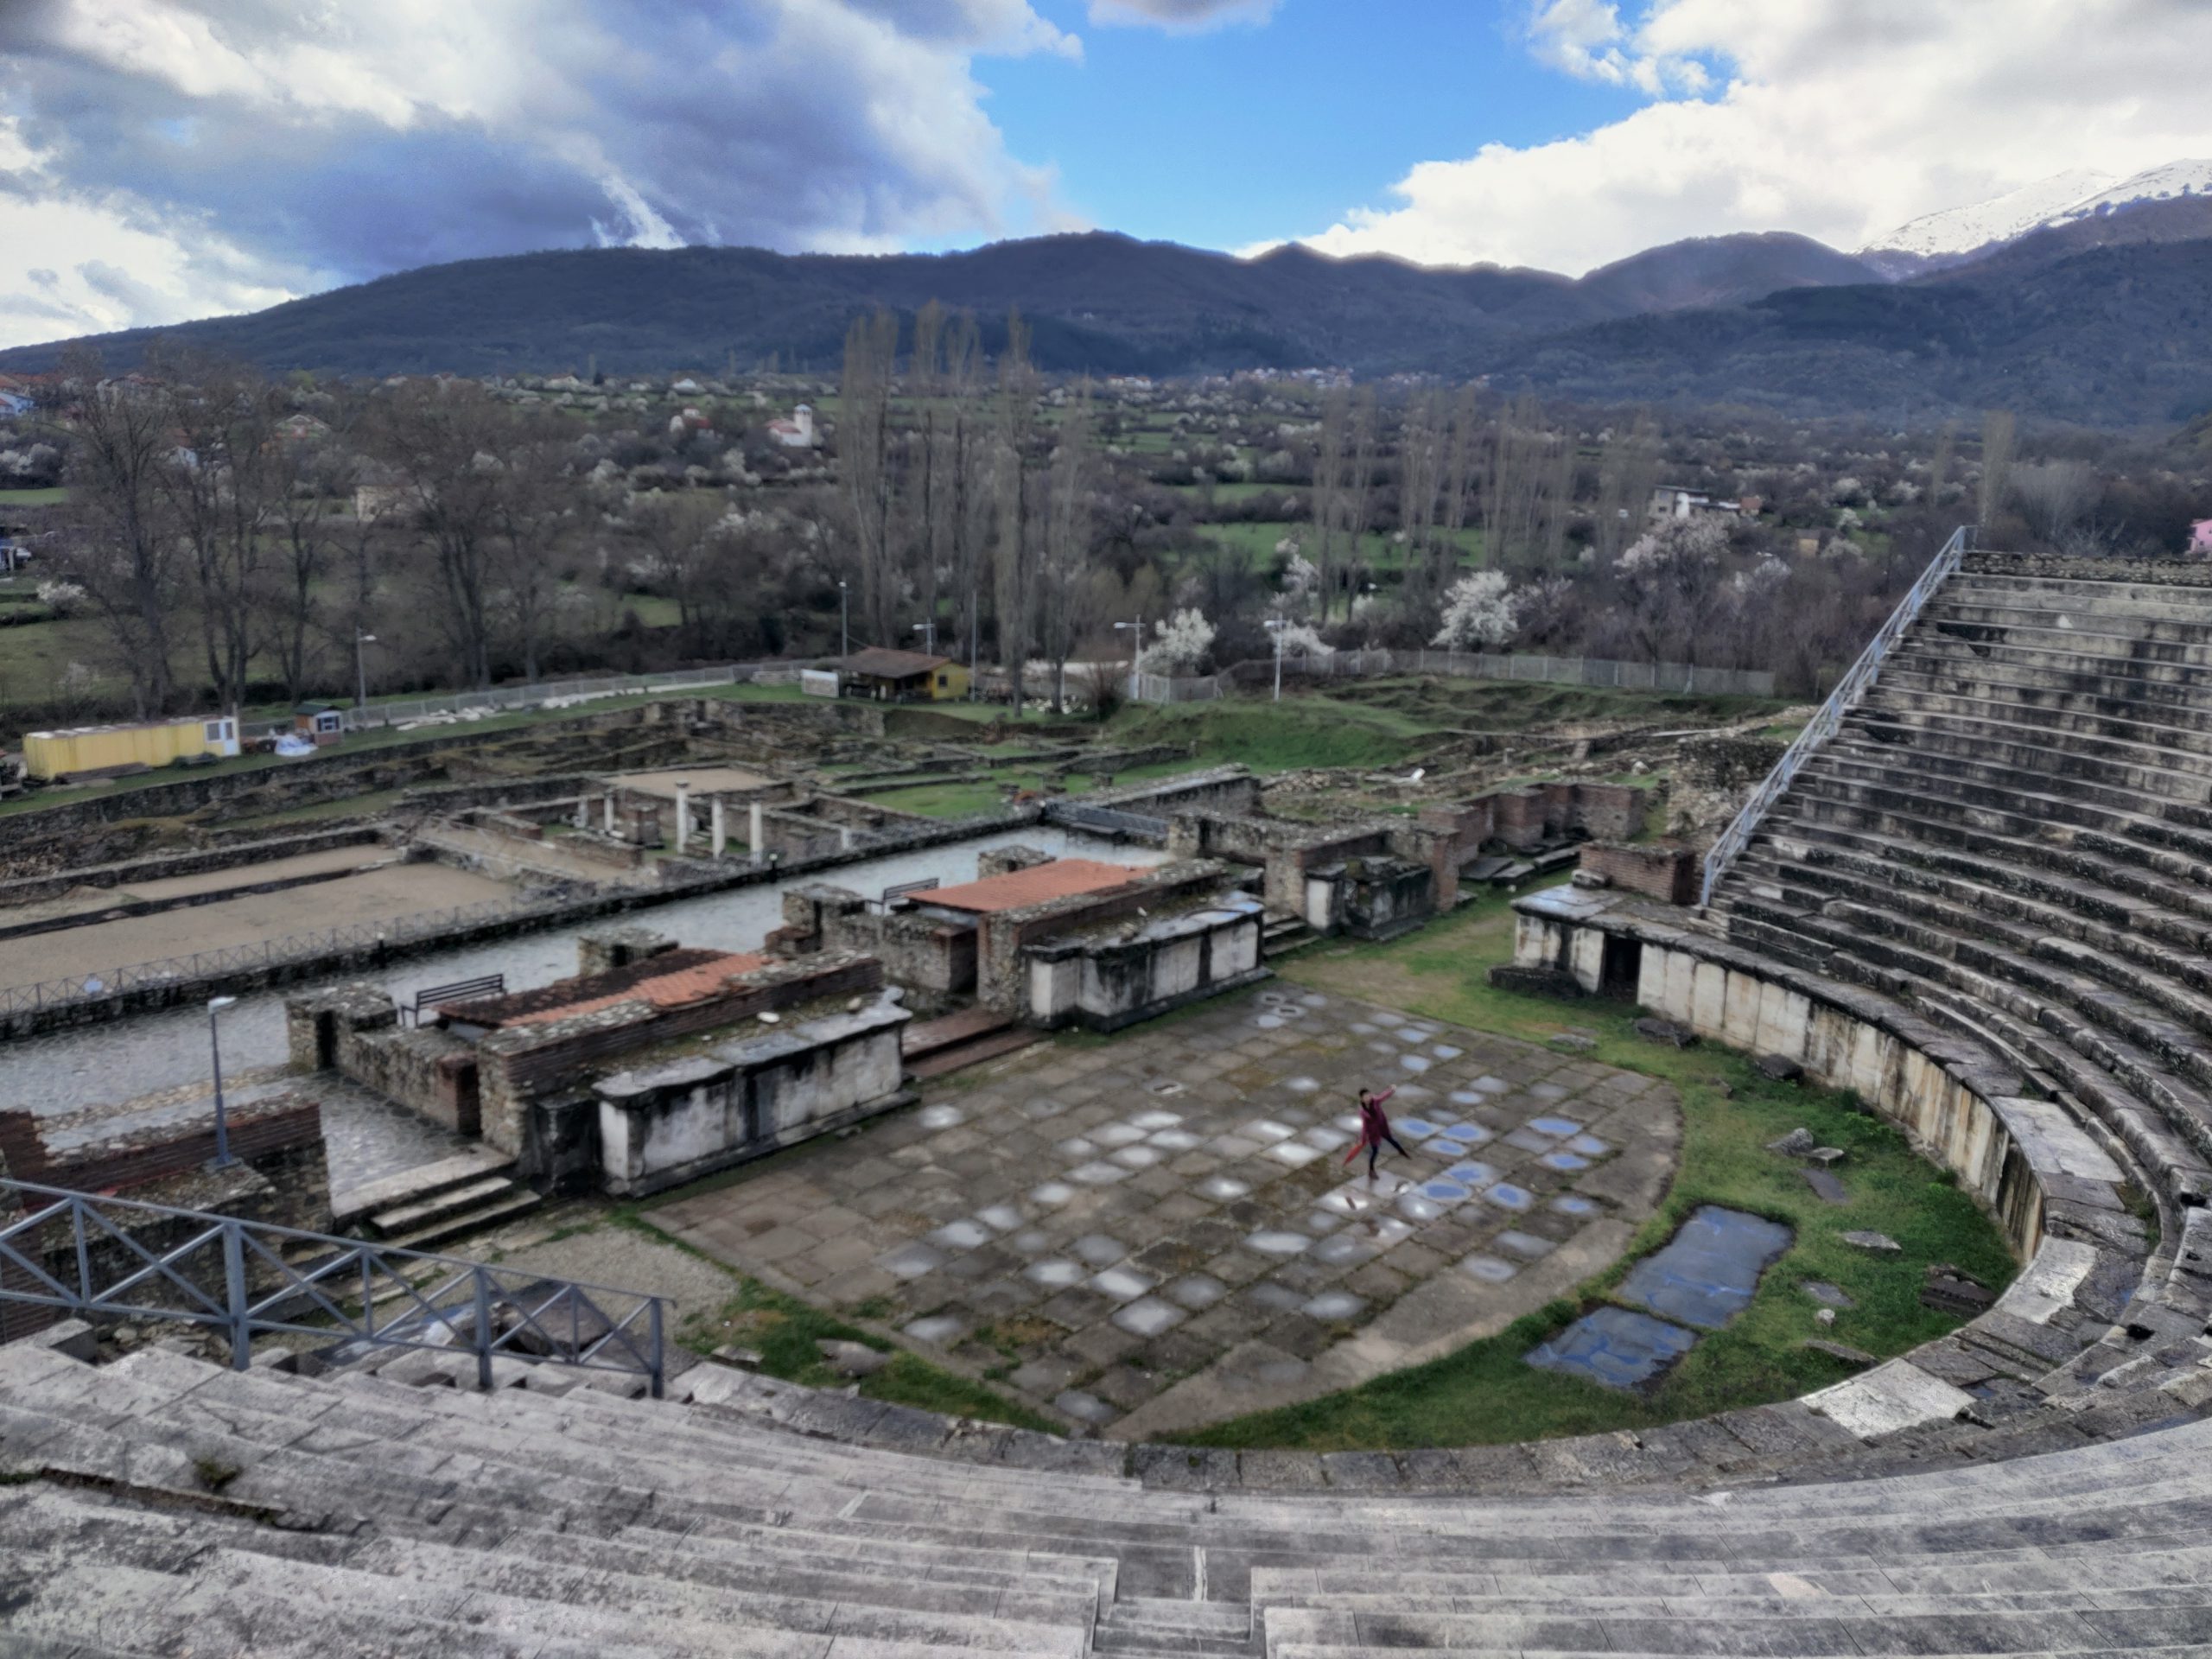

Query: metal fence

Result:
[1130,651,1777,703]
[0,1179,667,1393]
[1699,524,1973,907]
[346,663,762,731]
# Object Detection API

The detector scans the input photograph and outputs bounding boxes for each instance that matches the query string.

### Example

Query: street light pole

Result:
[207,995,238,1168]
[353,632,377,712]
[912,620,937,655]
[838,581,849,657]
[1113,619,1146,699]
[1265,616,1287,702]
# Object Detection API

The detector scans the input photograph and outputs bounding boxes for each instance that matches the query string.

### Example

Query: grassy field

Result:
[1178,887,2019,1452]
[0,486,67,507]
[1194,519,1488,578]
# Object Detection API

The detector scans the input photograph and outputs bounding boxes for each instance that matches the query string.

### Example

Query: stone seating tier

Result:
[6,1338,2212,1656]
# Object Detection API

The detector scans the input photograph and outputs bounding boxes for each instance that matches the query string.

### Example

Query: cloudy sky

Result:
[1,0,2206,349]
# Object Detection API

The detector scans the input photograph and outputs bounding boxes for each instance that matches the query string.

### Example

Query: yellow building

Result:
[22,715,242,781]
[836,649,969,702]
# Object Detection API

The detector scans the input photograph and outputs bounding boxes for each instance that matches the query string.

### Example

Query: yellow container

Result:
[23,715,241,779]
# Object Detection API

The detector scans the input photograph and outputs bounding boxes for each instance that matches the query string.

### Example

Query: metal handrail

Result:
[0,1178,667,1395]
[1699,524,1974,908]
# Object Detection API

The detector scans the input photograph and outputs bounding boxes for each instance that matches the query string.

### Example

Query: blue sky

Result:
[0,0,2202,347]
[980,0,1644,256]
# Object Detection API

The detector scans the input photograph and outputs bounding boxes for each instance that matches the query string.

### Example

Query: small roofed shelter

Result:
[836,647,969,702]
[293,702,346,746]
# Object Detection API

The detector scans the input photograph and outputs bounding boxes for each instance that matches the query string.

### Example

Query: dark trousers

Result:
[1367,1133,1409,1175]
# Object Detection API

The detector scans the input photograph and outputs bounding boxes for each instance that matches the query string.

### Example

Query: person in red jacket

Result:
[1342,1085,1410,1179]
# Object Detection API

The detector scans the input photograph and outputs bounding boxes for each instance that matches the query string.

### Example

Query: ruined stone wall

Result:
[0,825,386,909]
[977,860,1235,1014]
[1580,842,1699,906]
[1027,908,1264,1033]
[594,1002,909,1198]
[475,952,886,1164]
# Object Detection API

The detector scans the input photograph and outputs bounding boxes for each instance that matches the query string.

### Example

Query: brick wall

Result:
[1579,842,1699,906]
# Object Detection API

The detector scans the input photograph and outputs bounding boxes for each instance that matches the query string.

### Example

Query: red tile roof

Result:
[506,950,770,1026]
[919,858,1143,916]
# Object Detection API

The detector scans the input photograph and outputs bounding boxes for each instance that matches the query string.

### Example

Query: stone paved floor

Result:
[649,984,1681,1438]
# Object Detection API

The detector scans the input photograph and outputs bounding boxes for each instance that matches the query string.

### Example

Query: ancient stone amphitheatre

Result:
[7,549,2212,1656]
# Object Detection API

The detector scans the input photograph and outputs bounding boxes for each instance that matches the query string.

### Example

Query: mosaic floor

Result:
[649,984,1681,1437]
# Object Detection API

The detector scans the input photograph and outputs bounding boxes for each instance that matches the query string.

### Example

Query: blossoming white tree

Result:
[1430,569,1518,651]
[1136,607,1216,676]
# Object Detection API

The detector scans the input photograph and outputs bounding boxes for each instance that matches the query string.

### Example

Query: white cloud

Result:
[0,0,1084,348]
[1299,0,2212,275]
[1088,0,1277,33]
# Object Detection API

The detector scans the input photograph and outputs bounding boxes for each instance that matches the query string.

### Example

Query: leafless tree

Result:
[1978,410,2016,535]
[370,380,506,689]
[158,352,277,716]
[491,434,577,683]
[2011,459,2098,549]
[994,309,1039,715]
[1036,380,1098,711]
[839,309,901,648]
[53,346,184,716]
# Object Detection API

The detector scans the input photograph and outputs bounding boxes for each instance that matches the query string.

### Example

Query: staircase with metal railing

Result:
[1700,524,1974,906]
[0,1176,666,1393]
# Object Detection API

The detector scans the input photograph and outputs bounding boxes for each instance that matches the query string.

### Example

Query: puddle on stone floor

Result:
[1528,1306,1700,1389]
[1618,1205,1795,1331]
[1526,1205,1795,1392]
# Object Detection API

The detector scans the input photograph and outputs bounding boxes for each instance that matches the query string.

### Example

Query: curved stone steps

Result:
[1929,595,2212,642]
[1923,612,2212,670]
[1730,846,2212,1067]
[1753,811,2212,957]
[1759,796,2212,933]
[1846,712,2212,805]
[1859,695,2212,785]
[1785,767,2212,888]
[1897,632,2212,694]
[1873,664,2212,747]
[1810,742,2212,855]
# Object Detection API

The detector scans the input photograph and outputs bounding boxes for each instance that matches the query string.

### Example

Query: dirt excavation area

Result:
[610,766,774,798]
[0,861,517,992]
[0,843,397,931]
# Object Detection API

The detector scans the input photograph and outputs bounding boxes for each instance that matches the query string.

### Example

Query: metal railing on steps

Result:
[1700,524,1975,908]
[0,1178,667,1395]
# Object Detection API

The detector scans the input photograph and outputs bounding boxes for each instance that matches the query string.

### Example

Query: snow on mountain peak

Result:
[1862,169,2114,257]
[1864,161,2212,261]
[2048,159,2212,226]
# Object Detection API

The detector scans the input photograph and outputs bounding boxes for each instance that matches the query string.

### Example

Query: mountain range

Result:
[5,162,2209,427]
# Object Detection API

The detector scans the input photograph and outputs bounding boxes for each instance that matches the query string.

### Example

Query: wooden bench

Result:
[404,973,505,1027]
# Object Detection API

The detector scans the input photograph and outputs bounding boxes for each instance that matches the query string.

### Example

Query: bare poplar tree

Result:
[1978,410,2016,535]
[839,309,901,648]
[371,380,505,690]
[1310,387,1348,621]
[1037,380,1098,711]
[993,308,1039,715]
[53,346,182,716]
[159,353,276,715]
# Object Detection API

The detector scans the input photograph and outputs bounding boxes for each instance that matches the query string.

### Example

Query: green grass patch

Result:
[1178,885,2019,1452]
[0,486,67,506]
[1109,694,1440,772]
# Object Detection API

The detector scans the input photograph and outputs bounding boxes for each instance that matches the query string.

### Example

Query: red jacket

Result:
[1342,1087,1398,1162]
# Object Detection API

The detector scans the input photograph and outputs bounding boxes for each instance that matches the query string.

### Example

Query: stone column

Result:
[839,825,854,852]
[749,802,765,861]
[674,782,690,854]
[711,798,728,858]
[573,798,588,830]
[603,792,616,835]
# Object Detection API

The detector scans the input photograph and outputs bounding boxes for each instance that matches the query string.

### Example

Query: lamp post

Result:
[1265,616,1287,702]
[838,580,849,658]
[1113,619,1146,699]
[207,995,238,1168]
[912,619,937,655]
[353,632,376,712]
